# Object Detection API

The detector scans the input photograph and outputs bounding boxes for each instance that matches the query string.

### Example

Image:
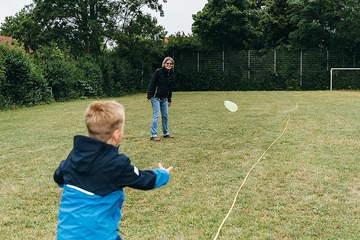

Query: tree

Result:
[1,0,168,55]
[165,32,202,53]
[0,5,38,53]
[260,0,296,48]
[327,0,360,52]
[287,0,334,49]
[113,13,167,68]
[192,0,263,50]
[287,0,360,51]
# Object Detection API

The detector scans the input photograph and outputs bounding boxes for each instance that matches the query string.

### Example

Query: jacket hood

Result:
[69,135,118,175]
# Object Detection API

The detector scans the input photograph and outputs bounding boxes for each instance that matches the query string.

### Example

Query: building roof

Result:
[0,36,16,47]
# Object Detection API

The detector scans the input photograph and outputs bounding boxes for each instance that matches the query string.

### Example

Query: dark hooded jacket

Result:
[147,67,174,102]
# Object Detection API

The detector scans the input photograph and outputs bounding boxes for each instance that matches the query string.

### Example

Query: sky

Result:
[151,0,208,35]
[0,0,208,35]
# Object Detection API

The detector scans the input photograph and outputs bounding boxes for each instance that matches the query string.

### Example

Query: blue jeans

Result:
[150,97,169,137]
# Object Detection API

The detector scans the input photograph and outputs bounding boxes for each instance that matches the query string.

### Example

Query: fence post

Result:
[300,50,303,86]
[197,51,200,72]
[223,50,225,72]
[248,50,251,80]
[274,50,277,73]
[327,49,329,71]
[141,63,144,85]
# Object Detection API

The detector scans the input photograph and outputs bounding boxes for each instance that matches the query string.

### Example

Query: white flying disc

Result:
[224,100,238,112]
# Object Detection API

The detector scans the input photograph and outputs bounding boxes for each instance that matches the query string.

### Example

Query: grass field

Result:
[0,91,359,240]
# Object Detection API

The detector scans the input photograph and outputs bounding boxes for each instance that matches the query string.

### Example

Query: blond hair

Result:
[84,100,125,142]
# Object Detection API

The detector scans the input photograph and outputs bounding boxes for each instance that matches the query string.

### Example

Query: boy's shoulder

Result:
[113,153,130,165]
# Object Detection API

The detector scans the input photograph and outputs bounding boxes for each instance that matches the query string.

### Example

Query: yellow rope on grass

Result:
[213,116,292,240]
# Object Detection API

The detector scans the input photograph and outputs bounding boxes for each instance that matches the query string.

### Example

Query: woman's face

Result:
[164,61,173,70]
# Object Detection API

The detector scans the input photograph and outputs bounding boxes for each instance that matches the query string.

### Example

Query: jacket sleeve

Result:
[147,69,158,99]
[54,160,66,186]
[115,157,170,190]
[152,169,170,188]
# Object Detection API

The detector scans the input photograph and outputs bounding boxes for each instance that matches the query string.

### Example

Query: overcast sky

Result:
[0,0,207,35]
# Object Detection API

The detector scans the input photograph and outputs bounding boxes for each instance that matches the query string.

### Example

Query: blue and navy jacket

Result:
[53,135,170,240]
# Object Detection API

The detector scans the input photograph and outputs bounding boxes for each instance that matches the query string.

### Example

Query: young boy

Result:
[53,100,173,240]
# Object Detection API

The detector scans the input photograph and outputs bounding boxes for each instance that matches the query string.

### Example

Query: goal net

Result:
[330,68,360,90]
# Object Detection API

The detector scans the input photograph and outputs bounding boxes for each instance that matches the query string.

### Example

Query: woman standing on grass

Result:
[147,57,175,141]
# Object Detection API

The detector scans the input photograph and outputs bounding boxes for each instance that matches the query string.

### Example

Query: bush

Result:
[34,46,82,101]
[76,56,104,97]
[97,54,143,96]
[96,54,118,96]
[0,53,9,109]
[0,45,50,109]
[174,67,249,91]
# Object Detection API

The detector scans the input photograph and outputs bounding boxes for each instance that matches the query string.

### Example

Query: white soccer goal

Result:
[330,68,360,90]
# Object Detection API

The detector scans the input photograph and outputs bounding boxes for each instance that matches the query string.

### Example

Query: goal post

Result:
[330,68,360,90]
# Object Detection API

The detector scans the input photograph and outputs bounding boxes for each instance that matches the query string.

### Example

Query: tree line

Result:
[1,0,360,109]
[191,0,360,52]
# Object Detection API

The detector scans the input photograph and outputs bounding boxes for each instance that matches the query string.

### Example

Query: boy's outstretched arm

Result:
[118,158,173,190]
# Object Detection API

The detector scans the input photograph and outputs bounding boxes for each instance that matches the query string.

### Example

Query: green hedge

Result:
[7,43,360,110]
[34,46,144,101]
[0,44,146,109]
[34,46,81,100]
[170,49,360,91]
[0,45,51,109]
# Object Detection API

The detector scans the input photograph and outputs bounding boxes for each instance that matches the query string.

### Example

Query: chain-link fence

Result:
[169,48,360,90]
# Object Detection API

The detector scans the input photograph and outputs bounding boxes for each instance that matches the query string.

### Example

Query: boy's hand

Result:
[158,163,173,173]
